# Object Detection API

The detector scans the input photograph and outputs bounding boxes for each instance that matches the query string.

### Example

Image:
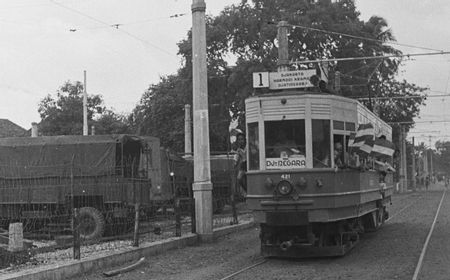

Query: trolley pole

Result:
[191,0,213,242]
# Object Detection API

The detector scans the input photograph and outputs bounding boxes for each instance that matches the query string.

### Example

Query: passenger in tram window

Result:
[348,150,360,168]
[272,131,302,158]
[314,146,331,168]
[374,157,395,179]
[334,142,346,168]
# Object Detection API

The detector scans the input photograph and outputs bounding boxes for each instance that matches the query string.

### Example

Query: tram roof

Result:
[246,91,392,139]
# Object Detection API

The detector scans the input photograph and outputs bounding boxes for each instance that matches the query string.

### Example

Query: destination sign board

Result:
[268,69,316,90]
[266,156,306,170]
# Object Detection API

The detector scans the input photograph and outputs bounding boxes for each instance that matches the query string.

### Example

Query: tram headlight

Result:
[276,180,293,196]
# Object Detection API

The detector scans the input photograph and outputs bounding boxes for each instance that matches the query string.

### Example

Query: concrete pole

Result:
[185,104,192,156]
[429,137,433,180]
[412,137,416,191]
[277,21,289,72]
[191,0,213,242]
[83,70,88,136]
[31,122,38,137]
[400,125,408,192]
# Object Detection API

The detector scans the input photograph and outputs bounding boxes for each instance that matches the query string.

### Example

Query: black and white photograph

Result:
[0,1,449,279]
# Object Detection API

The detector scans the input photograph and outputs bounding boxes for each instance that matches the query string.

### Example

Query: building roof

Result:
[0,119,28,138]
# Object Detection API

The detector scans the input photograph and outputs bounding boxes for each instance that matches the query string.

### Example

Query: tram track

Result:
[218,190,446,280]
[412,189,446,280]
[217,258,268,280]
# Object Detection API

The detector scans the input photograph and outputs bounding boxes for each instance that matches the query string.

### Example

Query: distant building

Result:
[0,119,28,138]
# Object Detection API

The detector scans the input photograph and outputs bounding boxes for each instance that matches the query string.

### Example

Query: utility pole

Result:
[399,125,408,192]
[429,136,433,180]
[184,104,192,156]
[83,70,88,136]
[412,137,416,191]
[191,0,213,242]
[277,20,289,72]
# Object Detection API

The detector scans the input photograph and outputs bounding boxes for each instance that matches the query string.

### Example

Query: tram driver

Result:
[272,130,303,158]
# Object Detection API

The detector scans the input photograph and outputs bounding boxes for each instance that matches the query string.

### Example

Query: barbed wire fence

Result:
[0,149,251,274]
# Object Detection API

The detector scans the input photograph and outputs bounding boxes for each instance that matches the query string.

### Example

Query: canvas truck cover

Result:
[0,134,142,178]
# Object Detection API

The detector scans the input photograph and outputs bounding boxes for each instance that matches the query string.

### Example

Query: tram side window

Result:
[247,123,259,170]
[265,120,305,158]
[312,120,331,168]
[333,134,346,168]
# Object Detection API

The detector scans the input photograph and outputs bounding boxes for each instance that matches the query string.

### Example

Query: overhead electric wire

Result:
[49,0,178,58]
[288,23,443,53]
[290,51,450,65]
[68,13,187,31]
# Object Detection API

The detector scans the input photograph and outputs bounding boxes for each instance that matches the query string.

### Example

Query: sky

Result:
[1,0,449,148]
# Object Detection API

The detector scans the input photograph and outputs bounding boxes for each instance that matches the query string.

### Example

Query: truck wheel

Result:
[78,207,105,240]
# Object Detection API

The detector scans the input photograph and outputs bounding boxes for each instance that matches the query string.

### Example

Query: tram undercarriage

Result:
[259,204,388,258]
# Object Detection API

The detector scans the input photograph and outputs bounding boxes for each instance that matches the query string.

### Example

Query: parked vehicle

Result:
[0,134,233,240]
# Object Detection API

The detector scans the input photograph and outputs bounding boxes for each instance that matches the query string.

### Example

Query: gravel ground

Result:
[3,187,448,280]
[68,185,450,280]
[0,206,251,278]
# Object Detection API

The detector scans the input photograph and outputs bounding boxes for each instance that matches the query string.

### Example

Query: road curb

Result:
[2,221,255,280]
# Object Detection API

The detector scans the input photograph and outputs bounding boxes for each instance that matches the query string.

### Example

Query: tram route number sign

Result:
[266,157,306,170]
[253,70,316,90]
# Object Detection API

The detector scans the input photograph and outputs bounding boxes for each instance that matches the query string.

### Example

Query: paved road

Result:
[71,185,450,280]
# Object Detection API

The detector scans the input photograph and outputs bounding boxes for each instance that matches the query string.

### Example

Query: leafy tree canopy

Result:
[38,81,131,136]
[133,0,427,152]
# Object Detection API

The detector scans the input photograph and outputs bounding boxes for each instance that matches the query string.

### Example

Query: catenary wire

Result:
[49,0,179,58]
[288,23,443,53]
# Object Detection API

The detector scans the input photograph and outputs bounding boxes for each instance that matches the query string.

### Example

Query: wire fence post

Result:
[73,208,80,260]
[229,153,238,225]
[190,197,196,234]
[70,154,80,260]
[175,197,181,237]
[133,203,140,247]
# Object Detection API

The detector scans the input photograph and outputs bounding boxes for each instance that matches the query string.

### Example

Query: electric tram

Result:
[245,90,394,257]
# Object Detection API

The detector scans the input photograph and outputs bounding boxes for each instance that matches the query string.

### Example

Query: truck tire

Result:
[78,207,105,240]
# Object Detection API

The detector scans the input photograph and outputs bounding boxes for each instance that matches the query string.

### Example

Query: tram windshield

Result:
[265,120,306,169]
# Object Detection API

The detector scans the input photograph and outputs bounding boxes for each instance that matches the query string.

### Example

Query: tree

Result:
[133,0,427,151]
[38,81,130,135]
[94,110,132,135]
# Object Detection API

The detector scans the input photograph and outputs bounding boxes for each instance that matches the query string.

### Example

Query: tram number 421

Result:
[281,174,291,180]
[252,72,269,88]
